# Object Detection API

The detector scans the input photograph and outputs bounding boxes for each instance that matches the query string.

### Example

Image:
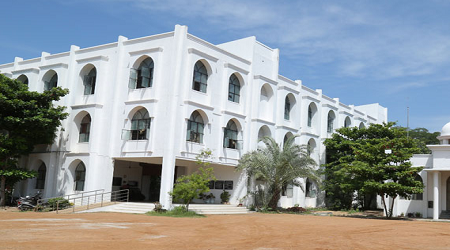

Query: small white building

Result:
[0,25,387,209]
[391,122,450,219]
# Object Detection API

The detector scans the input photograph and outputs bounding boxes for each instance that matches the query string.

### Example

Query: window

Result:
[284,96,291,120]
[35,163,46,189]
[44,74,58,91]
[359,122,365,129]
[79,114,91,143]
[411,175,423,200]
[192,61,208,93]
[131,109,151,140]
[75,162,86,191]
[17,74,28,85]
[208,180,233,190]
[305,178,316,198]
[307,105,313,127]
[186,111,204,143]
[307,139,316,156]
[282,183,293,198]
[224,120,239,149]
[327,111,335,133]
[344,117,351,128]
[83,68,96,95]
[228,74,240,103]
[129,58,154,89]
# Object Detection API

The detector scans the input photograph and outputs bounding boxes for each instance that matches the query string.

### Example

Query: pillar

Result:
[433,171,440,220]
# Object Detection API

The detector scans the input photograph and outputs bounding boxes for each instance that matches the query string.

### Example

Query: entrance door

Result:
[447,177,450,210]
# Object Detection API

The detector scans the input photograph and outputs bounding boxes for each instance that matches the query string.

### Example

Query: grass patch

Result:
[146,206,205,218]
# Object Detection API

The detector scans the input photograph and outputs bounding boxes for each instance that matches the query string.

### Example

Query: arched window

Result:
[75,162,86,191]
[17,74,28,85]
[307,139,316,156]
[129,58,154,89]
[35,163,46,189]
[327,111,335,133]
[224,120,239,149]
[305,178,316,198]
[187,111,204,143]
[228,74,240,103]
[359,122,365,129]
[344,117,351,128]
[44,73,58,91]
[83,68,96,95]
[284,96,291,120]
[412,175,423,200]
[79,114,91,143]
[307,103,316,127]
[192,61,208,93]
[283,132,294,146]
[131,109,151,140]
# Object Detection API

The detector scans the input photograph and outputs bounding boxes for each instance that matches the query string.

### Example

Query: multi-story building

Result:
[0,25,387,208]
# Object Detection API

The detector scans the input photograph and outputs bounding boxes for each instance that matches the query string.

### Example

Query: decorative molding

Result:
[251,118,276,126]
[184,100,214,111]
[339,110,353,117]
[11,68,39,75]
[275,125,299,133]
[71,104,103,110]
[128,47,164,56]
[124,99,158,105]
[221,110,246,119]
[188,48,219,62]
[123,32,174,45]
[39,63,69,70]
[300,131,320,138]
[224,63,249,75]
[322,103,338,110]
[277,85,300,94]
[75,43,117,55]
[76,56,109,64]
[302,95,321,103]
[301,85,319,95]
[254,75,278,86]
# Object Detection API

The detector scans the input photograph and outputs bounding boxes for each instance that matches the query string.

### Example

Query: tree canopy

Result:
[237,136,318,210]
[0,74,68,206]
[323,122,424,217]
[404,127,440,154]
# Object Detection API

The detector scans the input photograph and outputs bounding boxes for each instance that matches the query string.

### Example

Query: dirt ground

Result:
[1,208,450,250]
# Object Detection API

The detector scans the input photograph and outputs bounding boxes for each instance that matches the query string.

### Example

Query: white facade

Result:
[0,25,387,209]
[391,122,450,219]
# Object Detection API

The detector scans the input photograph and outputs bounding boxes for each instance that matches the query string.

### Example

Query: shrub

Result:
[220,191,230,203]
[47,197,71,210]
[286,206,307,213]
[153,202,166,213]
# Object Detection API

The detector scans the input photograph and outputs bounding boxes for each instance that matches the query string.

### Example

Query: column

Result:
[433,171,440,220]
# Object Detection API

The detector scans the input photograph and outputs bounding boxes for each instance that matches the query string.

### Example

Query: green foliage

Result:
[220,190,231,203]
[323,122,424,217]
[169,149,216,211]
[237,136,318,210]
[146,205,205,218]
[46,197,71,210]
[403,127,440,154]
[0,74,69,206]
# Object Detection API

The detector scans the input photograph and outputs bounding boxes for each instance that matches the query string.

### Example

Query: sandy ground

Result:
[1,208,450,250]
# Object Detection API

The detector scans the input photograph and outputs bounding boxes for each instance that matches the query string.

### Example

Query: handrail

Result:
[37,189,105,204]
[36,189,129,213]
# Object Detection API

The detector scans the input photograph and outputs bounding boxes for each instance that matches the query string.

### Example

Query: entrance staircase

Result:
[79,202,251,215]
[440,210,450,219]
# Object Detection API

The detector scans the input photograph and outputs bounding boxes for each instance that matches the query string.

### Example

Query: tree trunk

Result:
[0,175,5,207]
[381,194,388,217]
[388,196,396,218]
[268,187,281,210]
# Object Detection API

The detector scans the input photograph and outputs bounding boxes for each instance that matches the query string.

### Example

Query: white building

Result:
[391,122,450,219]
[0,25,387,209]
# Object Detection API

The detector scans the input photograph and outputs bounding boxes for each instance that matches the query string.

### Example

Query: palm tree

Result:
[237,136,318,210]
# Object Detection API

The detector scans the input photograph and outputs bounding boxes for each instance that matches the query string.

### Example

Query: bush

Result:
[286,206,307,213]
[47,197,71,210]
[220,191,230,203]
[153,202,166,213]
[146,205,204,218]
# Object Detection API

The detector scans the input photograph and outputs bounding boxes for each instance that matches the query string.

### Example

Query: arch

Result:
[187,110,205,143]
[43,70,58,91]
[284,94,296,120]
[228,73,241,103]
[344,116,351,128]
[307,138,316,156]
[412,175,423,200]
[79,114,91,143]
[129,56,154,89]
[224,119,240,149]
[307,102,318,127]
[327,110,336,133]
[35,162,46,189]
[80,64,97,95]
[283,132,295,146]
[257,125,272,141]
[130,108,151,140]
[74,162,86,191]
[359,122,365,129]
[259,84,274,120]
[192,60,210,93]
[17,74,29,85]
[305,178,317,198]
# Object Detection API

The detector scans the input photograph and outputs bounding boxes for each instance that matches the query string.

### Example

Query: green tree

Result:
[237,136,318,210]
[407,127,440,153]
[324,122,424,217]
[169,149,216,211]
[0,75,68,206]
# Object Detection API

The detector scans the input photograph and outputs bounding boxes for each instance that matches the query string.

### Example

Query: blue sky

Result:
[1,0,449,132]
